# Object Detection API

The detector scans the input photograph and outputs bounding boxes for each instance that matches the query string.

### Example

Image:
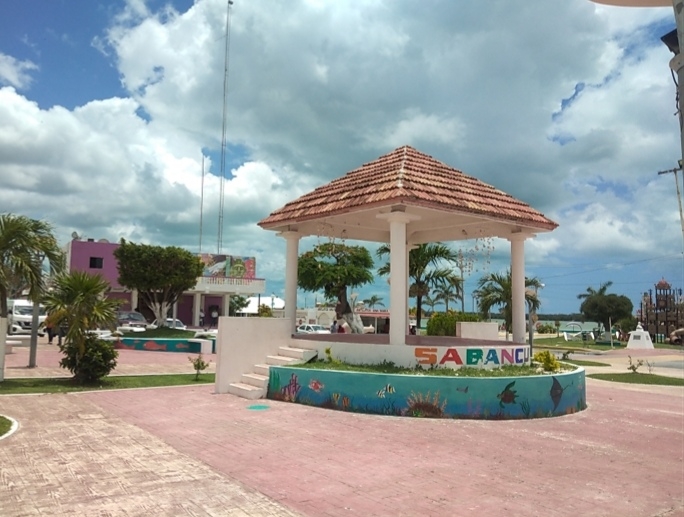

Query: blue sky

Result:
[1,0,682,315]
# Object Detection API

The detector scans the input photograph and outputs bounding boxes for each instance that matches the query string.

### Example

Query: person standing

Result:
[211,307,219,328]
[330,320,338,333]
[199,309,205,327]
[45,316,55,345]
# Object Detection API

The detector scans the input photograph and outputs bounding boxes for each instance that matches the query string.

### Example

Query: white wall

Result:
[215,316,294,393]
[457,322,499,340]
[292,338,530,369]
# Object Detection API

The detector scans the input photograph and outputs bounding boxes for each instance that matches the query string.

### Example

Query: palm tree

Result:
[577,281,613,300]
[363,295,385,309]
[476,270,541,340]
[43,271,121,360]
[421,295,439,316]
[377,242,458,329]
[432,274,463,313]
[0,214,63,318]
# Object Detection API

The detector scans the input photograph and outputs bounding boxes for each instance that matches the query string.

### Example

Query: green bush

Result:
[533,350,560,372]
[59,334,119,384]
[426,312,479,336]
[536,323,556,334]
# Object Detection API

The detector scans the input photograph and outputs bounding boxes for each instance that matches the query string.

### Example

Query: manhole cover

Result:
[246,404,270,411]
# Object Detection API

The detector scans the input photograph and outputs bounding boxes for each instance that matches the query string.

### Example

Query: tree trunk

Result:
[335,287,364,334]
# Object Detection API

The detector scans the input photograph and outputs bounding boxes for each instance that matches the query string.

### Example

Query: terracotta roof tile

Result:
[259,146,557,231]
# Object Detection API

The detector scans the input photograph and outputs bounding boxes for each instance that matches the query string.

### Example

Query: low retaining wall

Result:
[267,366,586,420]
[113,337,214,354]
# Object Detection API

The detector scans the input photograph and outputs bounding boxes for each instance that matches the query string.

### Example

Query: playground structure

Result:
[638,279,684,344]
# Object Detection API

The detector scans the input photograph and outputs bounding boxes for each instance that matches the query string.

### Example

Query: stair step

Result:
[227,382,264,400]
[266,354,300,366]
[254,363,271,376]
[278,346,318,362]
[242,372,269,388]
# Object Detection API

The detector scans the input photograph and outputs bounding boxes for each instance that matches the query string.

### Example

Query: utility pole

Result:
[658,166,684,245]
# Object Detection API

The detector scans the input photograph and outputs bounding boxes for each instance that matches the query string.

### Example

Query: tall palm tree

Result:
[43,271,121,360]
[0,214,64,318]
[363,295,385,309]
[421,295,439,316]
[432,274,463,313]
[577,281,613,300]
[476,270,541,339]
[377,242,458,329]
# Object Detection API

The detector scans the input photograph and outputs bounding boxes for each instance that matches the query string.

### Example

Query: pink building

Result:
[65,238,265,327]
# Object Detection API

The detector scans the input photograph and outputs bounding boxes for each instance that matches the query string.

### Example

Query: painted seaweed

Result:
[405,390,447,418]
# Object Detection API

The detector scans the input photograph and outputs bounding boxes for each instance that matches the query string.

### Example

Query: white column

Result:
[222,294,231,316]
[131,289,139,312]
[172,302,178,322]
[0,318,6,382]
[509,234,526,344]
[376,213,415,345]
[279,231,300,324]
[193,293,201,326]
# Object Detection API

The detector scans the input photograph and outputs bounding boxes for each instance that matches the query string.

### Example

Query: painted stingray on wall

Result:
[267,367,586,420]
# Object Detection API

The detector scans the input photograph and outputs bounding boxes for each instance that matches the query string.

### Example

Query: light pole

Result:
[528,283,545,353]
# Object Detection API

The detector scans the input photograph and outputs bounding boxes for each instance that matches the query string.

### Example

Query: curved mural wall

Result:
[113,338,215,354]
[267,366,586,420]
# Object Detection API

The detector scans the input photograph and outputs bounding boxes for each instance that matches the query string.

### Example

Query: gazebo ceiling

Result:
[258,146,558,244]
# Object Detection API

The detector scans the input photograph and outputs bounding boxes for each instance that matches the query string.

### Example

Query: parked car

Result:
[116,311,148,329]
[148,318,187,330]
[296,324,331,334]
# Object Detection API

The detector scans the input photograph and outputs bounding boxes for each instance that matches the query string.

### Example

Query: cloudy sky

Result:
[1,0,682,315]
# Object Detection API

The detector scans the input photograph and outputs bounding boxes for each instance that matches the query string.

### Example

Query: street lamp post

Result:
[528,283,545,354]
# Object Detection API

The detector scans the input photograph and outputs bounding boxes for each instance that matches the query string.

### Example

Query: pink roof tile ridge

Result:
[259,146,558,230]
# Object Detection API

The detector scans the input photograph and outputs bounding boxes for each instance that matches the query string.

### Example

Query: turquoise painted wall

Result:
[113,337,215,354]
[267,366,586,420]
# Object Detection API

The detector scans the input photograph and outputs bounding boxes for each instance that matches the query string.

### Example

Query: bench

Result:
[5,340,21,354]
[188,338,213,355]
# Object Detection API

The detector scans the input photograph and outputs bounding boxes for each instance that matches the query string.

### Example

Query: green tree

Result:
[229,295,249,316]
[257,304,273,317]
[298,243,374,333]
[580,293,633,334]
[362,295,385,309]
[43,271,121,383]
[432,274,463,313]
[475,270,541,339]
[377,242,457,330]
[114,240,203,326]
[577,281,616,332]
[0,214,63,318]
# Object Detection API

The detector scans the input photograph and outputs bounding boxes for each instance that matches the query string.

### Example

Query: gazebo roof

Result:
[259,146,558,243]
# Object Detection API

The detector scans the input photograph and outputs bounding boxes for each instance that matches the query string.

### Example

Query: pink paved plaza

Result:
[0,342,682,516]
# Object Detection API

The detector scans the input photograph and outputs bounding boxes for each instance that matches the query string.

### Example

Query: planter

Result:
[267,366,586,420]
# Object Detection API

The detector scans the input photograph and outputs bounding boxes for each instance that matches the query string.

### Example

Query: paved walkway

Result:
[0,342,682,516]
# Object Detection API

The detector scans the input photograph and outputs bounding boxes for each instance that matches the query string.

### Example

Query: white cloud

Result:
[0,53,38,89]
[1,0,682,312]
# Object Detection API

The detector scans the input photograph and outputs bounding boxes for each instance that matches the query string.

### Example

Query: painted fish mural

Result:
[309,379,325,392]
[376,384,395,398]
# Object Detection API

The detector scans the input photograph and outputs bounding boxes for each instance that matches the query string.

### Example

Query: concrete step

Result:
[265,354,300,366]
[241,372,268,389]
[227,382,264,400]
[254,363,271,376]
[278,346,318,362]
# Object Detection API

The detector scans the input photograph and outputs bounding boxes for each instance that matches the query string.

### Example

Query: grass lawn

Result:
[0,415,11,438]
[0,373,215,395]
[121,327,198,339]
[293,360,573,377]
[535,336,683,351]
[587,373,684,386]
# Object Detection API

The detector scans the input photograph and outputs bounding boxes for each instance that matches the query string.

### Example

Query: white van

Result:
[7,299,46,336]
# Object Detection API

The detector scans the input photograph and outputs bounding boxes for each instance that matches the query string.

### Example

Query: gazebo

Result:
[258,145,558,345]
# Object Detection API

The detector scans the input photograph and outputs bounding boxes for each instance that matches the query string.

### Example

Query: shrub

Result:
[189,353,211,381]
[536,323,556,334]
[533,350,560,372]
[59,334,118,384]
[426,312,479,336]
